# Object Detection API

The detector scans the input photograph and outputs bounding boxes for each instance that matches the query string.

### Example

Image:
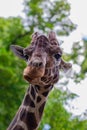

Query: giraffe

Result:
[7,31,72,130]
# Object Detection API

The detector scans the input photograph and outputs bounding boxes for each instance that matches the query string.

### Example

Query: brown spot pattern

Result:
[13,125,24,130]
[30,86,35,99]
[39,102,46,118]
[42,91,49,97]
[20,109,38,129]
[24,94,35,107]
[37,96,41,103]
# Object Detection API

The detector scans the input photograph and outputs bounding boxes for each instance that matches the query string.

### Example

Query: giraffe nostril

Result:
[31,61,43,67]
[34,62,43,67]
[38,62,43,67]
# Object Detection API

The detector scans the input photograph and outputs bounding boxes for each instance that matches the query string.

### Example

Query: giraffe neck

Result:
[7,84,53,130]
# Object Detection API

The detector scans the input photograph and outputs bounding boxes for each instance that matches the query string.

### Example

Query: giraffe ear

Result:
[10,45,25,59]
[59,60,72,77]
[59,59,72,73]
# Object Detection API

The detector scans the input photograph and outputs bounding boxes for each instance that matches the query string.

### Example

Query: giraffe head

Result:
[11,31,72,86]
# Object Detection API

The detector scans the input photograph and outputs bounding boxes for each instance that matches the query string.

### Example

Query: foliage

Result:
[0,0,87,130]
[0,48,26,129]
[69,40,87,82]
[0,17,26,49]
[24,0,76,35]
[39,88,87,130]
[0,17,27,129]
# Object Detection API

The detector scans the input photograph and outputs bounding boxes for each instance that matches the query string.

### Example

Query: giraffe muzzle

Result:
[23,66,45,83]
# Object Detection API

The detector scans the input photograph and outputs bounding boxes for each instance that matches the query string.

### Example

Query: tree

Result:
[69,38,87,83]
[0,17,27,129]
[39,88,87,130]
[0,0,87,129]
[23,0,76,35]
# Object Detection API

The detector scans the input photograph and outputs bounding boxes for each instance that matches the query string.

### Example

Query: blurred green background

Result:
[0,0,87,130]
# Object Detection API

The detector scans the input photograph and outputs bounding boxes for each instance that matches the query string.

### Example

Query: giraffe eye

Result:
[54,54,61,60]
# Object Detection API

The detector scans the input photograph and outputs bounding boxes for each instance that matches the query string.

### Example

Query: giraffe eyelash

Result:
[24,54,29,60]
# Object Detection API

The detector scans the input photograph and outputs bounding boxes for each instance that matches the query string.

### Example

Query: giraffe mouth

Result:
[24,75,33,82]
